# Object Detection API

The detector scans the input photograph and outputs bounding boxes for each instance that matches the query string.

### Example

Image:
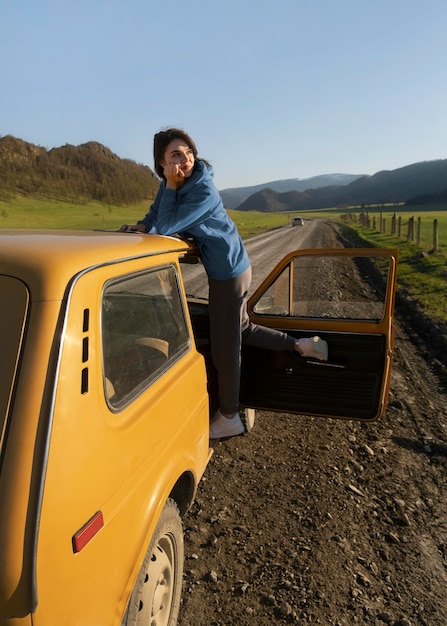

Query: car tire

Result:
[122,499,184,626]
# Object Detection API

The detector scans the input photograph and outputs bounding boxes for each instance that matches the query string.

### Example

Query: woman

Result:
[120,128,328,440]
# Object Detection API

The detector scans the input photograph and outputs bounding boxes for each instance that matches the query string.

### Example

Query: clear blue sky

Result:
[1,0,446,189]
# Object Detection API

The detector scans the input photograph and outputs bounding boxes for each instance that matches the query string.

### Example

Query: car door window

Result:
[252,253,390,322]
[101,265,191,410]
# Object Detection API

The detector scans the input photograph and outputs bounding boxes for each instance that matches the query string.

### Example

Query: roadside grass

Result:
[333,218,447,325]
[300,203,447,252]
[296,203,447,324]
[235,203,447,328]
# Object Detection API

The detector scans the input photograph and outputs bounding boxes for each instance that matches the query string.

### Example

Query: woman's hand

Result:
[164,163,186,190]
[119,224,147,233]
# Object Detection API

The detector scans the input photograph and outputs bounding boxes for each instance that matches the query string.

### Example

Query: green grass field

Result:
[0,195,291,236]
[1,196,446,323]
[4,196,444,250]
[0,196,153,231]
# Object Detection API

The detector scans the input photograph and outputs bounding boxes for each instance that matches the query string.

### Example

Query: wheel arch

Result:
[169,470,197,517]
[119,469,201,624]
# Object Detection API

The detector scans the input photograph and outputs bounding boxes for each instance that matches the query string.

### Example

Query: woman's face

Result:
[160,139,195,178]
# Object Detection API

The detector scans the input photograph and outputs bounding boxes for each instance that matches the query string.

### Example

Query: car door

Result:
[240,247,398,421]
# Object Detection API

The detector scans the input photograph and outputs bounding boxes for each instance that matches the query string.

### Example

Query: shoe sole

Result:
[209,430,245,443]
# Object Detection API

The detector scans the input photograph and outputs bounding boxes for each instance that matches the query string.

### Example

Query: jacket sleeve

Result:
[137,184,164,233]
[154,180,219,236]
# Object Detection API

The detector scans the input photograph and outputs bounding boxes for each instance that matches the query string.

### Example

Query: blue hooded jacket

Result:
[138,160,250,280]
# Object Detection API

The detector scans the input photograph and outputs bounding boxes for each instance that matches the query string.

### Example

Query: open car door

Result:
[240,248,398,421]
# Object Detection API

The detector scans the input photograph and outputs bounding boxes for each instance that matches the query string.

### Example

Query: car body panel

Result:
[0,231,210,625]
[33,260,209,625]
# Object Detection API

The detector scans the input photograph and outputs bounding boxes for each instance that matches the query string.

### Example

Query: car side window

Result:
[101,264,191,410]
[252,253,390,322]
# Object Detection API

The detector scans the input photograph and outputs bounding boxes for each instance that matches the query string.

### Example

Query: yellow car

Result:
[0,230,398,626]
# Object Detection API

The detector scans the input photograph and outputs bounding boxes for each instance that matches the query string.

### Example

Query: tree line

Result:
[0,135,159,205]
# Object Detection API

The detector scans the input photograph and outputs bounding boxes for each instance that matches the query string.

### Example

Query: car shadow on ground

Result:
[392,436,447,457]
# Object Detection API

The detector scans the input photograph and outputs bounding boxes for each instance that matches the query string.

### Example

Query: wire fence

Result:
[341,212,441,253]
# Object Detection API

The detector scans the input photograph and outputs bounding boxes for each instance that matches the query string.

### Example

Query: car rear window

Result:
[0,276,30,453]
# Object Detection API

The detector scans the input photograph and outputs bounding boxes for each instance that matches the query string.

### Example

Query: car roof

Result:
[0,230,193,301]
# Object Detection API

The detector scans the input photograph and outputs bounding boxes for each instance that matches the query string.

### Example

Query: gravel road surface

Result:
[179,220,447,626]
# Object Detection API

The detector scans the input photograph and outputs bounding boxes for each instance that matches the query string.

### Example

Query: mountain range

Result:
[1,135,446,211]
[230,160,447,212]
[219,174,364,209]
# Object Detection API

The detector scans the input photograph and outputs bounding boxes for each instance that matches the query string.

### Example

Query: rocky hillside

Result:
[234,159,447,212]
[220,174,363,209]
[0,135,159,204]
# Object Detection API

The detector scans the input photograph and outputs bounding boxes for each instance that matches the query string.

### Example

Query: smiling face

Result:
[160,139,195,179]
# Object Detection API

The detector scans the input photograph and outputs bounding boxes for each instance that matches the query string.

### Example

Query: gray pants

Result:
[208,265,295,415]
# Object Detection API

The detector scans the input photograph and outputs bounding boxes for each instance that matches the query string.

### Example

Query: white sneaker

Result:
[209,410,245,440]
[296,336,328,361]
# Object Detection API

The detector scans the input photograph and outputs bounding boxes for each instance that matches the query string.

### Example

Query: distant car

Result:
[292,216,304,226]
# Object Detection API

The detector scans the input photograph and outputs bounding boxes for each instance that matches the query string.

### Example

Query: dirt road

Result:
[180,221,447,626]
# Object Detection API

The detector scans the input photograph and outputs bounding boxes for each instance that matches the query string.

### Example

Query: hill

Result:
[0,135,159,204]
[219,174,363,209]
[2,136,446,212]
[235,159,447,212]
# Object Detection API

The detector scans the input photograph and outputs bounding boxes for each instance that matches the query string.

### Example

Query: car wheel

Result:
[123,499,184,626]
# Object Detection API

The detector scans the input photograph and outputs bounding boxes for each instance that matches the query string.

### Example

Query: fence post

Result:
[391,213,396,235]
[433,219,438,253]
[416,217,421,246]
[407,216,414,241]
[398,216,401,238]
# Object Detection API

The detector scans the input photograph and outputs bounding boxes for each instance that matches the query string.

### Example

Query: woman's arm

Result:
[155,180,220,235]
[119,183,164,233]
